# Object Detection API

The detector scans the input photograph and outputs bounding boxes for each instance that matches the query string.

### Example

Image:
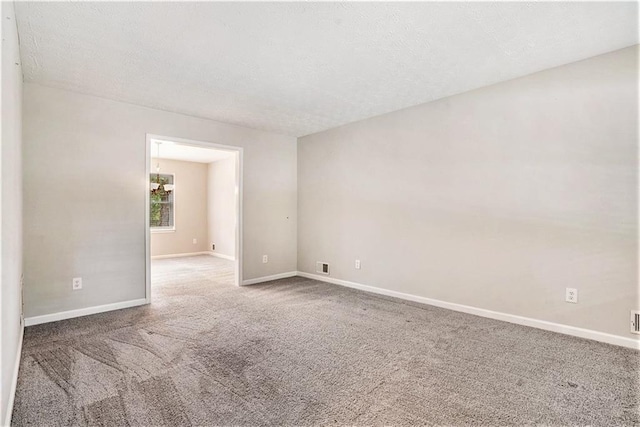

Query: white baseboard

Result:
[296,271,640,350]
[206,251,236,261]
[151,251,210,260]
[3,319,24,427]
[20,270,637,349]
[243,271,298,286]
[24,298,148,327]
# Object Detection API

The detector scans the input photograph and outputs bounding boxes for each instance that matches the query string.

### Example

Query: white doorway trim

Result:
[145,134,244,303]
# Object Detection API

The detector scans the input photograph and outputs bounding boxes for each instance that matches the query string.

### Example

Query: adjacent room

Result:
[149,138,240,295]
[0,1,638,426]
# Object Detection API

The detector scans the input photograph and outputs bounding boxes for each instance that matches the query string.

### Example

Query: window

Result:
[150,173,175,230]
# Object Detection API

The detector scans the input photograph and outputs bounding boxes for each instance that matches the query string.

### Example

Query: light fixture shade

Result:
[163,184,175,192]
[150,183,160,191]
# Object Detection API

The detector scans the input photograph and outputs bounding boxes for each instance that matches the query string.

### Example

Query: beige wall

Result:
[23,83,297,318]
[1,2,24,424]
[150,158,209,256]
[207,157,237,259]
[298,46,638,340]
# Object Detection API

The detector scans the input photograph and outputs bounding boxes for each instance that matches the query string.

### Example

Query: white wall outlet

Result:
[565,288,578,303]
[193,238,197,244]
[72,277,82,290]
[262,255,268,263]
[355,259,361,269]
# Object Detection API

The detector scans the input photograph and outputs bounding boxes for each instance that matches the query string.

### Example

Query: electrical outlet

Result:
[355,259,361,269]
[212,243,215,250]
[193,238,197,244]
[262,255,268,263]
[72,277,82,290]
[565,288,578,303]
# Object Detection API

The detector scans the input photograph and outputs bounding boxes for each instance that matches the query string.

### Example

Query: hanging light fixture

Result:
[150,142,174,195]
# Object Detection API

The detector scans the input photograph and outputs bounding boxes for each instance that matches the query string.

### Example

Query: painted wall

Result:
[298,46,639,340]
[23,83,297,318]
[1,2,24,424]
[207,157,237,259]
[150,158,209,257]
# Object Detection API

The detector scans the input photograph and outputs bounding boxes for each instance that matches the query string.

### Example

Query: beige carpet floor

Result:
[11,255,640,426]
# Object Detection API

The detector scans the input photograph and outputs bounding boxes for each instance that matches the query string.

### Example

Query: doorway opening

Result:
[145,134,243,303]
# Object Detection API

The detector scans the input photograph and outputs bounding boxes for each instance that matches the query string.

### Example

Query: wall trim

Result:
[151,251,210,260]
[24,298,148,327]
[296,272,640,350]
[207,251,236,261]
[3,320,24,427]
[243,271,298,286]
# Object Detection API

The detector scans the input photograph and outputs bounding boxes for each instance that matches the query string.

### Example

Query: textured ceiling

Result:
[15,2,638,137]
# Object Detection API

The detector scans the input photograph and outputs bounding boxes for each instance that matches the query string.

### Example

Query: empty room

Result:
[0,1,638,426]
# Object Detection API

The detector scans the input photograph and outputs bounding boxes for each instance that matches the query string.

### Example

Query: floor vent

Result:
[632,311,640,335]
[316,262,330,275]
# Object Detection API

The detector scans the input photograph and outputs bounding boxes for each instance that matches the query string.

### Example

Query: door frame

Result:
[145,133,244,303]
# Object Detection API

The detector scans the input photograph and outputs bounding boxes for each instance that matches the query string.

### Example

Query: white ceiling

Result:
[15,2,638,137]
[151,140,234,164]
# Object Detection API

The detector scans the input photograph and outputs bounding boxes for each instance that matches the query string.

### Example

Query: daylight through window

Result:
[150,173,174,229]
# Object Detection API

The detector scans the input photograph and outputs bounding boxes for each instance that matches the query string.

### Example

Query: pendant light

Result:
[150,142,174,195]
